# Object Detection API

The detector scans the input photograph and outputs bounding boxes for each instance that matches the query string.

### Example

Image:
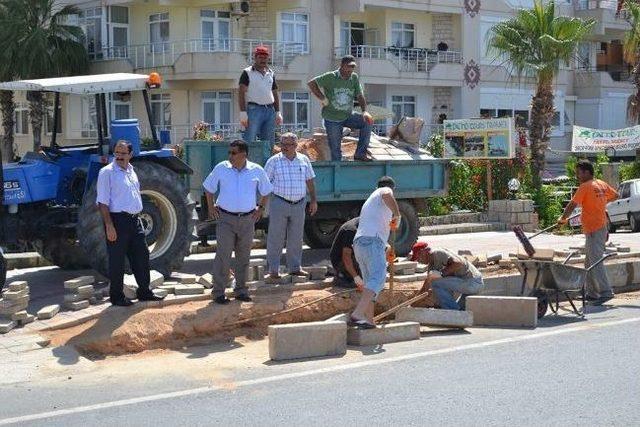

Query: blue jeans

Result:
[353,236,387,297]
[324,112,372,161]
[431,276,484,310]
[243,104,276,161]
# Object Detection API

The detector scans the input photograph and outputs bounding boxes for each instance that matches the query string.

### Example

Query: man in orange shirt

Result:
[558,159,618,305]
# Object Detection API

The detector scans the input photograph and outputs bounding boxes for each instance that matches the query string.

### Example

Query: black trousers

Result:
[107,212,152,300]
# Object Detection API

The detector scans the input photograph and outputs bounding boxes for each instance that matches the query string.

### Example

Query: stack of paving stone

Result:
[123,270,165,299]
[0,281,32,333]
[172,273,205,296]
[246,259,266,286]
[64,276,95,311]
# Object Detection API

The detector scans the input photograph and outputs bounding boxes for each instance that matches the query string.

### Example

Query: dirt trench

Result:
[46,284,427,357]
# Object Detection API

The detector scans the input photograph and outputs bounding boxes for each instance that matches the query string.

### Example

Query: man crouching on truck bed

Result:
[409,242,483,311]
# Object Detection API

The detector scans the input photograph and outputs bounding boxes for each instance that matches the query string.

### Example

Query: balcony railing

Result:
[577,64,632,82]
[574,0,630,17]
[96,38,309,69]
[334,45,462,73]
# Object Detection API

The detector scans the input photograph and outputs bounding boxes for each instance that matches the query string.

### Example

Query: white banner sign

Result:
[572,125,640,152]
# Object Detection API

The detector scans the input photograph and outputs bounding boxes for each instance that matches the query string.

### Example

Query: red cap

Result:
[409,241,429,261]
[254,45,270,56]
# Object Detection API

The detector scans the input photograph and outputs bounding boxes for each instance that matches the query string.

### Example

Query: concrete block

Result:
[0,319,17,333]
[475,255,488,268]
[256,266,265,280]
[306,266,328,280]
[72,285,95,298]
[153,288,169,298]
[64,300,90,311]
[466,296,537,328]
[291,275,308,284]
[2,289,29,300]
[522,200,534,212]
[7,281,28,291]
[396,307,473,328]
[10,310,30,321]
[19,314,35,326]
[64,293,88,303]
[268,321,347,361]
[89,297,99,305]
[158,284,177,294]
[325,313,349,323]
[532,248,555,261]
[123,285,138,300]
[516,212,531,224]
[392,261,418,273]
[393,273,428,283]
[150,270,164,288]
[415,263,428,273]
[174,284,205,295]
[249,258,267,267]
[197,274,214,289]
[347,322,420,346]
[172,273,197,284]
[37,304,60,320]
[457,250,473,256]
[499,259,515,269]
[245,266,256,282]
[64,276,94,290]
[487,253,502,264]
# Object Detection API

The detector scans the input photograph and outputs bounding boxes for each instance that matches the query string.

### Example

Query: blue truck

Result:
[183,139,448,256]
[0,73,196,289]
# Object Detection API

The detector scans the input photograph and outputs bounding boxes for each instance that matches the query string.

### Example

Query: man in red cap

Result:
[409,242,483,310]
[239,45,283,160]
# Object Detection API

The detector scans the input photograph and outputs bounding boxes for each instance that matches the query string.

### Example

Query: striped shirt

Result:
[264,152,315,202]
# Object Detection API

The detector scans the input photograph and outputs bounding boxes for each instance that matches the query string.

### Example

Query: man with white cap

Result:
[409,242,484,310]
[239,45,283,160]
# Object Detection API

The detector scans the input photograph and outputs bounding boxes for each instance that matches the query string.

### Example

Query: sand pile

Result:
[46,285,424,356]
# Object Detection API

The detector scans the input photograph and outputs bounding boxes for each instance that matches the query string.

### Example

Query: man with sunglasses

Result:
[308,55,373,161]
[264,132,317,282]
[203,140,272,304]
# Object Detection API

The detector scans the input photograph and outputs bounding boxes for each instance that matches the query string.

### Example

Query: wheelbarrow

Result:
[514,252,616,318]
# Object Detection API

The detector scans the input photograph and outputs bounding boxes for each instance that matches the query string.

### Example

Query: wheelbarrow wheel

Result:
[531,290,548,318]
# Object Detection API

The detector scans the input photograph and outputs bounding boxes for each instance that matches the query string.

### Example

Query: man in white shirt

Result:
[239,45,283,160]
[264,133,317,281]
[96,140,164,306]
[203,140,273,304]
[350,176,401,328]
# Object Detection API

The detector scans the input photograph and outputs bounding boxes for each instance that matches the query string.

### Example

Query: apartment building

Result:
[7,0,634,171]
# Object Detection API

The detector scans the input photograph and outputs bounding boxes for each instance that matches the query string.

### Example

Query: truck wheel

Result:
[0,250,6,291]
[304,219,342,249]
[40,237,91,270]
[607,215,617,233]
[393,200,419,256]
[77,161,196,277]
[630,213,640,232]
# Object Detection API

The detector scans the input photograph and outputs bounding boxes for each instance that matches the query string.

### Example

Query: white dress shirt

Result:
[95,161,143,214]
[203,160,272,213]
[264,152,315,202]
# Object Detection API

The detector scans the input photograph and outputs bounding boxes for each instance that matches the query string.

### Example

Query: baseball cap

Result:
[254,45,270,56]
[409,241,430,261]
[341,55,357,67]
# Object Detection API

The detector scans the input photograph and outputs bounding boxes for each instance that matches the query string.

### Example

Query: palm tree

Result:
[0,3,17,162]
[488,0,595,188]
[623,0,640,128]
[2,0,87,151]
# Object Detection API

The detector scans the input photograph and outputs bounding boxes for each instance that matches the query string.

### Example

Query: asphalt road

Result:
[0,300,638,426]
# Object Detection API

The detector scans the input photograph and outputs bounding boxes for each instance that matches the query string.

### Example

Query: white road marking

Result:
[1,316,639,425]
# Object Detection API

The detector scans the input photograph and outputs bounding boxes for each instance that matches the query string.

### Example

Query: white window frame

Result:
[280,91,309,130]
[45,102,63,135]
[150,93,171,128]
[108,93,132,123]
[80,96,97,138]
[391,22,415,48]
[279,12,309,54]
[109,6,129,58]
[391,95,416,123]
[149,12,170,53]
[201,91,232,130]
[80,7,103,60]
[200,10,231,51]
[14,103,29,135]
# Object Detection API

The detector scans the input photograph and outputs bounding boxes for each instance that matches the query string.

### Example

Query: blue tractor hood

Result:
[3,155,60,205]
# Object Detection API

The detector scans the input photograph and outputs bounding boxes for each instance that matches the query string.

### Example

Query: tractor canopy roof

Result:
[0,73,151,94]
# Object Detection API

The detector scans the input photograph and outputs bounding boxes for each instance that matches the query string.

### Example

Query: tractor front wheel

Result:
[0,250,6,291]
[40,237,91,270]
[77,161,196,278]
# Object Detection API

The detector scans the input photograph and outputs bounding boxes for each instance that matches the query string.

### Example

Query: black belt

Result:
[248,102,274,108]
[218,207,254,217]
[111,211,139,218]
[274,194,304,205]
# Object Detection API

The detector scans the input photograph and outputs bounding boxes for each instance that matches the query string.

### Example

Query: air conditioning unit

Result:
[231,1,249,16]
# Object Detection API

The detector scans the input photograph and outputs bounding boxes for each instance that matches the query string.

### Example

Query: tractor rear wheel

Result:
[77,161,196,278]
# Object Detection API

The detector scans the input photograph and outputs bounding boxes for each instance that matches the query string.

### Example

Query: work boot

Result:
[235,293,253,302]
[289,269,309,277]
[214,295,231,305]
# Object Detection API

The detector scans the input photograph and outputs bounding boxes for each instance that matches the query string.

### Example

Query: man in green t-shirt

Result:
[308,55,373,161]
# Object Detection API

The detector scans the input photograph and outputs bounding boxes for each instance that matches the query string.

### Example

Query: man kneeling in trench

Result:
[409,242,484,310]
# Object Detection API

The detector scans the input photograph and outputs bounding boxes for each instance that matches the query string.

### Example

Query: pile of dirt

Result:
[46,285,424,357]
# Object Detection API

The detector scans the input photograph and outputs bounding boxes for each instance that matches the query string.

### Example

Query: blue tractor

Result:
[0,73,196,289]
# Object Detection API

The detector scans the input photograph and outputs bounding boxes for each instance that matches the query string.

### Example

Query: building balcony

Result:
[574,0,630,39]
[574,65,634,97]
[89,38,310,80]
[334,45,462,85]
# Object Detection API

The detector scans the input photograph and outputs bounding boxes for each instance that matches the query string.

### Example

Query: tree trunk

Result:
[27,91,44,152]
[0,91,15,163]
[528,79,555,189]
[630,58,640,160]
